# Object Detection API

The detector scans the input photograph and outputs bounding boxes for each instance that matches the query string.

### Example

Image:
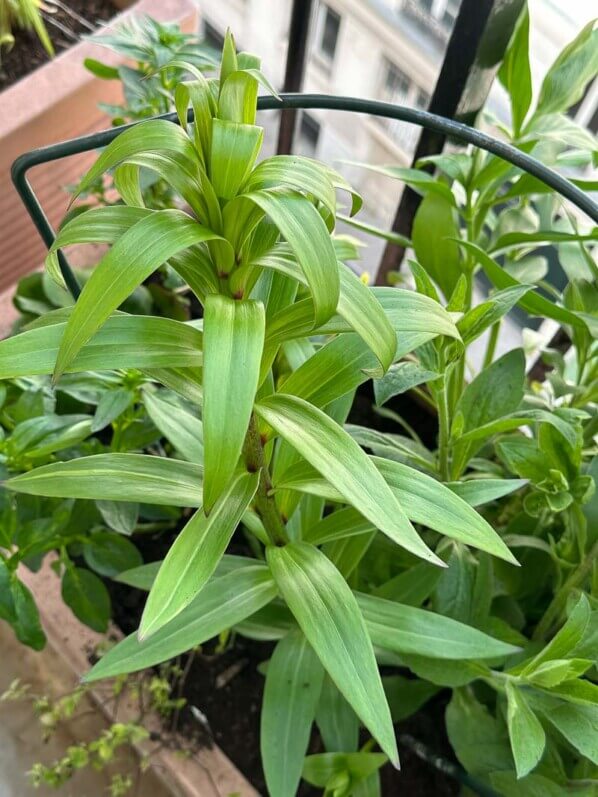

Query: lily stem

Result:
[533,539,598,641]
[243,413,288,547]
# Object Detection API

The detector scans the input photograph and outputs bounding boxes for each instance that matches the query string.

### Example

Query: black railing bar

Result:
[11,94,598,296]
[277,0,314,154]
[377,0,514,284]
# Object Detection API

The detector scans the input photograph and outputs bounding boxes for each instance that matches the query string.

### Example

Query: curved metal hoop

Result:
[260,95,598,224]
[11,92,598,297]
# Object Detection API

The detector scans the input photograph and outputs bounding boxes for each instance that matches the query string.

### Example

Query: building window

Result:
[315,4,341,63]
[415,88,430,109]
[403,0,461,41]
[379,58,429,153]
[441,0,460,31]
[297,112,321,157]
[381,59,411,105]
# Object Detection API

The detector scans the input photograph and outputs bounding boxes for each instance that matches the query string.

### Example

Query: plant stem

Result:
[532,539,598,641]
[436,375,451,482]
[483,321,500,368]
[410,386,437,411]
[243,414,288,547]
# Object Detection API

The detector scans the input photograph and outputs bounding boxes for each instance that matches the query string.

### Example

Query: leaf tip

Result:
[137,620,154,643]
[51,366,63,388]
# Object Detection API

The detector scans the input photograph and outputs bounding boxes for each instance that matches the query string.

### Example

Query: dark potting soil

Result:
[0,0,116,90]
[176,642,460,797]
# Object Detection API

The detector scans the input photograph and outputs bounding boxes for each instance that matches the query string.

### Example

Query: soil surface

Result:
[0,0,116,90]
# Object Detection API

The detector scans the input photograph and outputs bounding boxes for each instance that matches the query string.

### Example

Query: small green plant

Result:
[1,665,189,794]
[84,15,218,125]
[0,0,53,61]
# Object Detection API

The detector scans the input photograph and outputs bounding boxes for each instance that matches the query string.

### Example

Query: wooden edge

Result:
[19,559,259,797]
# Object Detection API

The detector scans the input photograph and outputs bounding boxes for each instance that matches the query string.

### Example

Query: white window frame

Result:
[297,111,322,158]
[313,2,342,65]
[378,57,430,153]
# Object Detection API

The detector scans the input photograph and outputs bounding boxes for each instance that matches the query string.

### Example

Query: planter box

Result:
[0,0,198,296]
[19,559,259,797]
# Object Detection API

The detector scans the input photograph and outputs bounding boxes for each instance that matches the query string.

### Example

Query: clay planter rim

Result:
[19,558,259,797]
[0,0,201,297]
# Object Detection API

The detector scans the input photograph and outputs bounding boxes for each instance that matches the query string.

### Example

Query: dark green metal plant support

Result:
[11,93,598,300]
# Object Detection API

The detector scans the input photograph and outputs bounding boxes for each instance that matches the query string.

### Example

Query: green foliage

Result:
[1,663,189,794]
[341,9,598,794]
[84,15,218,125]
[0,372,181,646]
[261,631,324,797]
[1,12,597,797]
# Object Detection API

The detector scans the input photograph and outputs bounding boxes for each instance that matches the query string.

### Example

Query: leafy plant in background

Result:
[0,361,192,646]
[84,15,218,125]
[0,0,53,61]
[337,10,598,795]
[0,30,532,797]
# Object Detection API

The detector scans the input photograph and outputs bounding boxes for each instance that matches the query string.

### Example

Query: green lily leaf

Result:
[210,119,263,199]
[73,119,197,200]
[84,565,277,681]
[458,241,588,330]
[261,631,324,797]
[203,295,265,511]
[0,315,202,378]
[139,470,259,638]
[256,394,442,565]
[6,454,203,506]
[267,542,399,765]
[242,190,340,326]
[53,210,224,381]
[357,592,520,659]
[142,389,203,464]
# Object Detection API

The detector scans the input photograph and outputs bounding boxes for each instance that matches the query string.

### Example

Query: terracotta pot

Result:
[19,559,259,797]
[0,0,198,296]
